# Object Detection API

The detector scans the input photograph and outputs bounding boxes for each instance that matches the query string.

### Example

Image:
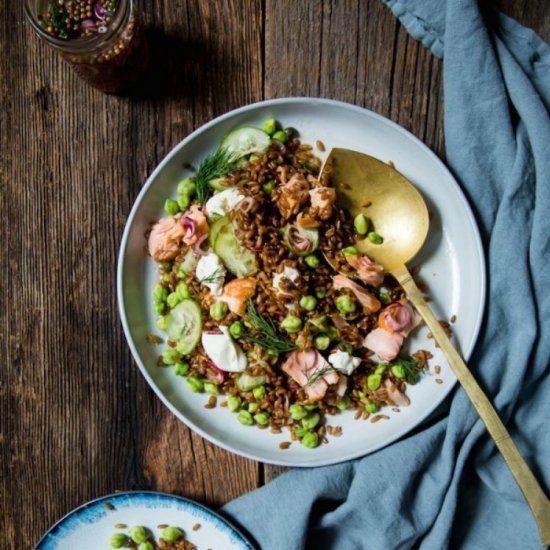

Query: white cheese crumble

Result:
[205,187,245,219]
[272,266,301,296]
[201,326,247,372]
[328,350,362,376]
[195,252,226,295]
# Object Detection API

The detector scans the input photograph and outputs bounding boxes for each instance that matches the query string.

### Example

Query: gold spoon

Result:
[321,147,550,545]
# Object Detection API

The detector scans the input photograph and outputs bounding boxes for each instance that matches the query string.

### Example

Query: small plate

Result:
[35,491,255,550]
[118,98,486,467]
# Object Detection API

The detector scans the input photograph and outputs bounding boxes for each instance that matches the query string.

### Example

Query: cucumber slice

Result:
[165,299,202,355]
[208,215,230,248]
[213,221,258,277]
[220,127,271,158]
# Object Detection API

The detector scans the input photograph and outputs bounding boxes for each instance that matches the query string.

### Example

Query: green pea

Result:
[140,543,154,550]
[366,402,379,414]
[186,376,204,393]
[367,374,382,391]
[164,198,180,216]
[237,409,254,425]
[204,381,221,395]
[304,254,320,268]
[227,395,242,412]
[254,411,270,425]
[336,395,350,410]
[177,177,196,196]
[354,213,369,235]
[281,315,302,333]
[166,292,181,309]
[262,118,278,136]
[289,403,307,420]
[302,412,320,430]
[272,130,288,143]
[128,526,148,544]
[228,321,244,339]
[109,533,130,548]
[154,301,165,315]
[161,526,183,542]
[335,295,356,314]
[391,364,405,378]
[162,349,180,365]
[314,334,330,351]
[175,282,191,300]
[315,287,327,299]
[299,295,317,311]
[177,193,190,211]
[209,301,228,321]
[341,246,358,255]
[375,364,387,376]
[153,283,168,303]
[367,231,383,244]
[379,291,391,305]
[263,180,276,194]
[156,315,170,331]
[252,385,266,399]
[302,431,319,448]
[173,362,189,376]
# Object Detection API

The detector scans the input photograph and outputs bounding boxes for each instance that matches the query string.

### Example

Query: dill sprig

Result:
[303,363,337,388]
[195,147,239,205]
[243,300,298,353]
[392,357,423,384]
[199,267,224,285]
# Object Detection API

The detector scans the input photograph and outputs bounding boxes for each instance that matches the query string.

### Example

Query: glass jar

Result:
[25,0,149,93]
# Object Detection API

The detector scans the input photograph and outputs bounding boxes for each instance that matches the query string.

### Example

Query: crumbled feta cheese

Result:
[205,187,245,218]
[201,326,247,372]
[196,253,226,295]
[272,266,301,296]
[328,350,362,376]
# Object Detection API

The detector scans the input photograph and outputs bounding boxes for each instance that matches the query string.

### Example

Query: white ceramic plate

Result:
[118,98,486,467]
[35,492,255,549]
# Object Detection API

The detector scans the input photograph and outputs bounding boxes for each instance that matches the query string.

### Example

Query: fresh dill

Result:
[195,147,239,205]
[199,267,224,285]
[243,300,298,354]
[302,363,337,388]
[392,357,423,384]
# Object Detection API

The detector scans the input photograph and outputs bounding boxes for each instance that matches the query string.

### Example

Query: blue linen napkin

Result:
[222,1,550,548]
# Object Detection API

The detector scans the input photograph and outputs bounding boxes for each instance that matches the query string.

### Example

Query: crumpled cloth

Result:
[222,1,550,548]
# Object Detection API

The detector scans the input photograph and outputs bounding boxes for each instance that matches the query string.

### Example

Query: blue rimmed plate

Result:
[35,491,255,550]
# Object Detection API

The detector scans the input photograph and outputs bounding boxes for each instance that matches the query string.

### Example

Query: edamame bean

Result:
[252,386,266,399]
[302,412,320,430]
[161,526,183,542]
[177,177,196,196]
[237,409,254,425]
[379,291,391,304]
[367,374,382,391]
[365,402,379,414]
[154,301,165,315]
[315,287,327,299]
[289,403,307,420]
[166,292,180,309]
[302,432,319,448]
[336,395,350,410]
[299,295,317,311]
[209,301,228,321]
[186,377,204,393]
[109,534,130,548]
[173,362,189,376]
[335,295,356,314]
[262,180,276,194]
[314,334,330,350]
[367,231,383,244]
[375,364,386,375]
[272,130,288,143]
[281,315,302,333]
[229,321,244,339]
[153,283,168,303]
[164,198,179,216]
[156,315,170,331]
[162,349,180,365]
[354,213,369,235]
[248,402,259,413]
[175,282,191,300]
[177,193,190,211]
[254,411,270,425]
[128,526,148,544]
[391,364,405,378]
[227,395,242,412]
[304,254,320,268]
[262,119,278,135]
[140,543,154,550]
[341,246,358,255]
[203,381,220,395]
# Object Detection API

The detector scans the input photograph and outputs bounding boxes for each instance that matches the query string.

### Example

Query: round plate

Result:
[35,491,255,550]
[118,98,486,467]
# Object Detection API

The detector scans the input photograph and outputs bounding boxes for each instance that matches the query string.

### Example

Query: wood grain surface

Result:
[1,1,548,547]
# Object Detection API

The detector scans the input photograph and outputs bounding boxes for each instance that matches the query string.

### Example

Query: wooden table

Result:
[1,1,548,547]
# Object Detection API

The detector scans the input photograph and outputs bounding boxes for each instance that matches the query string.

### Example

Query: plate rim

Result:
[117,96,487,467]
[34,490,256,550]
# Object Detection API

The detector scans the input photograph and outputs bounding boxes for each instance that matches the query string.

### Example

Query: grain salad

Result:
[146,120,427,449]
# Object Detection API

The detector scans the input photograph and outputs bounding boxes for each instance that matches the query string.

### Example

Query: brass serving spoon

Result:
[321,148,550,545]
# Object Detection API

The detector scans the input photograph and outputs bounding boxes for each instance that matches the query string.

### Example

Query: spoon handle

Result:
[392,264,550,544]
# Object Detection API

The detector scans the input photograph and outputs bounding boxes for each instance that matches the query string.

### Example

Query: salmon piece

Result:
[221,278,257,316]
[382,378,410,407]
[378,300,422,336]
[332,275,381,313]
[182,204,209,246]
[309,187,336,220]
[276,173,310,219]
[345,254,385,288]
[296,212,321,229]
[281,350,339,402]
[148,216,186,261]
[363,327,404,361]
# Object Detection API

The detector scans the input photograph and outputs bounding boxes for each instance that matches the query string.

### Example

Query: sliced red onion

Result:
[94,1,108,20]
[384,303,411,332]
[245,244,263,253]
[207,361,227,384]
[287,225,312,252]
[181,216,196,240]
[193,233,209,256]
[81,19,97,31]
[237,196,256,213]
